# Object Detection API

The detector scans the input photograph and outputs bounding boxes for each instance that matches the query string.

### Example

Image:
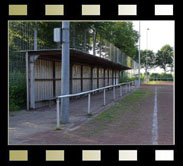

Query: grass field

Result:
[77,89,153,137]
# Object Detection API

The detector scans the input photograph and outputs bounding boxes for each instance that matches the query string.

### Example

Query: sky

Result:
[132,21,174,53]
[132,21,175,73]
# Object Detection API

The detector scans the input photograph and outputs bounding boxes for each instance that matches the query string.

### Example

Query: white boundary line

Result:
[152,86,158,144]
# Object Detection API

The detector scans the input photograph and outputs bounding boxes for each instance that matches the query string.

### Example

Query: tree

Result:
[140,50,156,74]
[155,45,174,73]
[96,22,139,59]
[9,21,139,65]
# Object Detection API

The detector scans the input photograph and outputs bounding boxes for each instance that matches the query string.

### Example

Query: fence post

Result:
[133,81,134,89]
[134,81,136,89]
[88,93,91,114]
[113,86,116,100]
[120,85,122,96]
[104,89,106,105]
[129,82,130,91]
[56,98,60,128]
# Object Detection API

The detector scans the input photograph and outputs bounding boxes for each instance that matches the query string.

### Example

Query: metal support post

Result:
[113,86,116,100]
[138,21,141,87]
[103,89,106,105]
[30,61,35,109]
[56,98,60,128]
[61,22,70,123]
[120,85,122,96]
[88,93,91,114]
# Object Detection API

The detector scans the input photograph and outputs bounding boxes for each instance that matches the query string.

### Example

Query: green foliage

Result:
[120,75,138,82]
[56,127,62,130]
[140,50,156,71]
[70,22,139,59]
[9,21,139,64]
[149,73,173,81]
[155,44,174,73]
[9,71,26,111]
[120,70,139,83]
[87,113,93,117]
[140,73,145,81]
[100,22,139,58]
[150,73,173,78]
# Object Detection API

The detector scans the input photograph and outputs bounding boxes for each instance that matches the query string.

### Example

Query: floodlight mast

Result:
[138,21,141,87]
[30,23,38,110]
[145,28,150,82]
[61,22,70,123]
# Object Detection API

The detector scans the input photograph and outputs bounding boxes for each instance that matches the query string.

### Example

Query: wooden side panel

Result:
[99,68,104,88]
[72,64,81,93]
[55,80,61,96]
[55,61,61,79]
[92,67,97,89]
[93,67,97,78]
[34,59,53,101]
[83,65,91,91]
[105,69,108,86]
[34,59,53,79]
[93,79,97,89]
[32,57,122,108]
[109,69,113,85]
[116,70,119,84]
[34,81,53,101]
[55,62,62,96]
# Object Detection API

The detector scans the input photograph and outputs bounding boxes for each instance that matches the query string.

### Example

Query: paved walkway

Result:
[9,82,173,145]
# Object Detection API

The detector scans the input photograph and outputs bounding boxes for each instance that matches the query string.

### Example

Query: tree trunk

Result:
[145,66,148,82]
[164,67,167,73]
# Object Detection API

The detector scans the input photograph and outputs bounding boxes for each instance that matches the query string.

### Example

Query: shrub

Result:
[9,71,26,111]
[120,75,138,83]
[149,73,173,81]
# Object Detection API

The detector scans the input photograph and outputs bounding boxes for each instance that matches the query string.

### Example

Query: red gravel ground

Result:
[9,82,174,145]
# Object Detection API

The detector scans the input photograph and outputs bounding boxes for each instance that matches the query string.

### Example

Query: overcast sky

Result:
[132,21,174,53]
